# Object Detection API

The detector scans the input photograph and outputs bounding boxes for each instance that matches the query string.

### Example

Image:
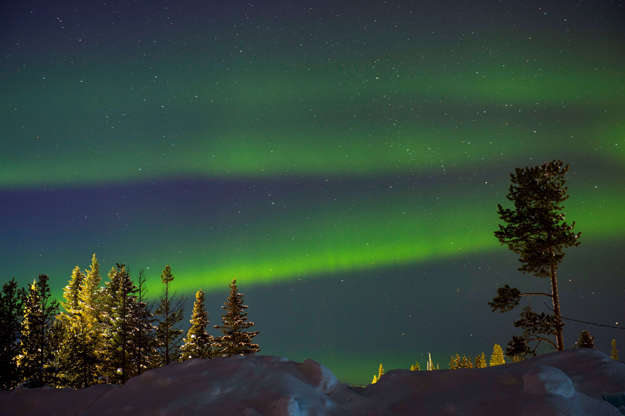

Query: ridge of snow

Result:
[1,349,624,416]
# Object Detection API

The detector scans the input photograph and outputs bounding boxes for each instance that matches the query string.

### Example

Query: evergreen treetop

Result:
[489,344,506,366]
[62,266,85,314]
[180,289,213,361]
[214,279,260,357]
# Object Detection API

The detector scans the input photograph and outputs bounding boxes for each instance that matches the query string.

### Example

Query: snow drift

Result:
[1,349,624,416]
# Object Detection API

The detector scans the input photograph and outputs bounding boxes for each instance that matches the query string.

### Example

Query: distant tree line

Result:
[0,254,260,390]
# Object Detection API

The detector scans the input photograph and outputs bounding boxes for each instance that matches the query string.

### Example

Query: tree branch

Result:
[529,335,558,349]
[520,292,553,298]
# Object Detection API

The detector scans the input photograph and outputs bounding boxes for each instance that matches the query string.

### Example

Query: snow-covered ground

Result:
[1,349,624,416]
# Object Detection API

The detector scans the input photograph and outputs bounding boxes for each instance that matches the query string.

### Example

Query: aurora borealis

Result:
[2,0,625,384]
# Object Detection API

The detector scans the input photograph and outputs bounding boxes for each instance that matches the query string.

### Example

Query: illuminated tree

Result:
[56,266,98,388]
[489,344,506,366]
[474,352,487,368]
[491,160,580,354]
[409,361,420,371]
[449,354,460,370]
[17,275,59,387]
[77,253,104,376]
[371,363,384,383]
[214,279,260,357]
[610,339,619,361]
[180,290,214,360]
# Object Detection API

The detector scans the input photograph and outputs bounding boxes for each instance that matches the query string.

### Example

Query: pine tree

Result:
[154,265,183,366]
[491,160,580,354]
[214,279,260,357]
[610,339,619,361]
[426,352,434,371]
[449,354,460,370]
[56,266,98,388]
[489,344,506,366]
[456,355,473,369]
[100,264,138,384]
[17,275,59,387]
[474,352,487,368]
[77,253,104,380]
[575,330,594,348]
[0,278,25,390]
[409,361,420,371]
[128,270,156,376]
[371,374,378,384]
[180,290,214,361]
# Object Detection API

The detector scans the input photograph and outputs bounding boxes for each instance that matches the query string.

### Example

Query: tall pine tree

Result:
[17,275,59,387]
[0,278,25,390]
[491,160,580,355]
[56,266,98,388]
[100,264,138,384]
[180,289,214,360]
[77,253,104,379]
[214,279,260,357]
[128,269,156,376]
[154,265,183,366]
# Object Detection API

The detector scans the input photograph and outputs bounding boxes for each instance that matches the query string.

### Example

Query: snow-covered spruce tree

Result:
[490,160,580,356]
[489,344,506,366]
[56,266,99,388]
[77,253,104,380]
[17,275,59,387]
[180,289,214,361]
[154,265,183,366]
[0,278,25,390]
[474,352,487,368]
[129,270,156,376]
[100,264,138,384]
[458,355,473,369]
[213,279,260,357]
[575,330,594,348]
[409,361,420,371]
[449,354,460,370]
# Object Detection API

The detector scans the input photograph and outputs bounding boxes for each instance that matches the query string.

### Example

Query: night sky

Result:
[2,0,624,384]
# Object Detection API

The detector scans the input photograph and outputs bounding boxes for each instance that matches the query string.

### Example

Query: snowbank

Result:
[1,350,624,416]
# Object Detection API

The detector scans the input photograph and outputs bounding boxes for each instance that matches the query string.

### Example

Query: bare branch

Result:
[521,292,553,298]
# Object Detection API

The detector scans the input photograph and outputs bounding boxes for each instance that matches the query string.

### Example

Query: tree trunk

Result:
[549,248,564,351]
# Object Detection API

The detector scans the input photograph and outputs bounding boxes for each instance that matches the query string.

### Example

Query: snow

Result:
[1,349,624,416]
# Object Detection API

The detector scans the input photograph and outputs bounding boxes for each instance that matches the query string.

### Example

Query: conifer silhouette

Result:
[154,265,183,366]
[214,279,259,357]
[575,330,594,349]
[0,278,25,390]
[491,160,580,354]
